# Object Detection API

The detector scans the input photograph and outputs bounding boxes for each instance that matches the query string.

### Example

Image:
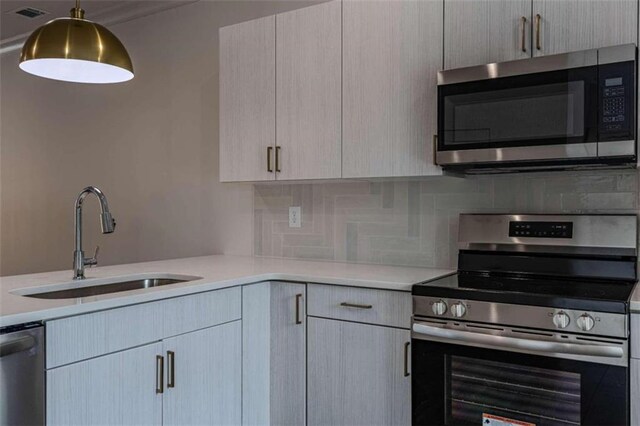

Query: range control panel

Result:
[508,221,573,238]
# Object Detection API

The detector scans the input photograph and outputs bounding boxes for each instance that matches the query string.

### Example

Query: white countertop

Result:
[0,255,455,327]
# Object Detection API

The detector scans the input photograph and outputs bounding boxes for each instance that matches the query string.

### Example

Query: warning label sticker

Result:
[482,413,536,426]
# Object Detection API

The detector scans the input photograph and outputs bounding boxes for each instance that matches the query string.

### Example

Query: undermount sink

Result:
[14,273,203,299]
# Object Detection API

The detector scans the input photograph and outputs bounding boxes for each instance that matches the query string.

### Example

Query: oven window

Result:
[448,356,581,426]
[443,82,584,145]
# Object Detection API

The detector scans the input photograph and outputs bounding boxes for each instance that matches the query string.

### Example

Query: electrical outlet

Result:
[289,206,301,228]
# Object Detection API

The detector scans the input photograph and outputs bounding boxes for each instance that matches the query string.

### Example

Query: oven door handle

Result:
[412,323,624,358]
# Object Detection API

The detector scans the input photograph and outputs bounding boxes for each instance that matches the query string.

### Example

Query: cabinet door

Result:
[276,1,341,180]
[308,317,411,426]
[632,359,640,426]
[532,0,637,57]
[219,16,276,182]
[46,343,162,426]
[444,0,532,69]
[162,321,241,426]
[242,282,306,426]
[342,0,443,178]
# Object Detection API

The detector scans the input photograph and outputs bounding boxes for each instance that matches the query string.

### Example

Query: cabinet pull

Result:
[535,14,541,51]
[520,16,527,52]
[295,293,303,325]
[267,147,274,172]
[403,342,410,377]
[167,351,175,388]
[432,135,438,165]
[156,355,164,394]
[340,302,373,309]
[275,146,282,172]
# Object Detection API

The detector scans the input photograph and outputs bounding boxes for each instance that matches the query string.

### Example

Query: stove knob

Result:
[451,302,467,318]
[577,313,595,331]
[553,311,570,329]
[431,300,447,316]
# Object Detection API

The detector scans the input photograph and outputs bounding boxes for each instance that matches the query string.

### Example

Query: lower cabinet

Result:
[162,321,241,426]
[307,317,411,426]
[242,281,306,426]
[46,320,241,426]
[47,342,163,426]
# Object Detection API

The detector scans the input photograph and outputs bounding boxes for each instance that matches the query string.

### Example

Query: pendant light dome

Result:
[19,1,134,84]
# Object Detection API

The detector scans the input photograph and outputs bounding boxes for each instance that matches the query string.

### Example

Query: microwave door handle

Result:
[412,323,623,358]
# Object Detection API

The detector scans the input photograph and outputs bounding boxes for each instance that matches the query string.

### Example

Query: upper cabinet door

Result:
[532,0,638,57]
[220,16,276,182]
[444,0,532,69]
[342,0,443,178]
[276,1,342,180]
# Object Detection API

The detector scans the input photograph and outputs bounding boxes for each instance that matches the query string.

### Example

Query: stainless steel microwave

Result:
[436,44,637,173]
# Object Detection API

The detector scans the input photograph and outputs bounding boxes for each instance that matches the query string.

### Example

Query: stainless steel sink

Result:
[15,274,202,299]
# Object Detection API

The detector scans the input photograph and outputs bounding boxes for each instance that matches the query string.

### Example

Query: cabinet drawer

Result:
[162,287,241,337]
[632,314,640,359]
[307,284,411,329]
[47,301,164,368]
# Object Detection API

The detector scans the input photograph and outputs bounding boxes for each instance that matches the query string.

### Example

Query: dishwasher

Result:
[0,322,44,426]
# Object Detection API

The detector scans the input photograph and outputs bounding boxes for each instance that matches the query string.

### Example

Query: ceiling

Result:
[1,0,194,45]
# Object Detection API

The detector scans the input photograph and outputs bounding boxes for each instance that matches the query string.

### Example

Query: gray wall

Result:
[254,170,640,268]
[0,0,318,276]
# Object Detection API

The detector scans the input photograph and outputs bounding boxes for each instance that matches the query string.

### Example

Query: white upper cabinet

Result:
[444,0,532,69]
[444,0,638,68]
[276,1,342,180]
[342,0,443,178]
[219,16,276,182]
[532,0,638,57]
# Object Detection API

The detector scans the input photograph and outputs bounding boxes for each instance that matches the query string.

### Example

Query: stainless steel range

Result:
[411,214,637,426]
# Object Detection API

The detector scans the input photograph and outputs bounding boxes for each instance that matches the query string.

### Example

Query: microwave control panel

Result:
[599,61,634,140]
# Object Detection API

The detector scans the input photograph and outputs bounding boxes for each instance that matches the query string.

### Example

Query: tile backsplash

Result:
[254,170,639,269]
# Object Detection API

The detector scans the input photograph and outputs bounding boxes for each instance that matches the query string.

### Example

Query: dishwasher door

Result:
[0,324,44,426]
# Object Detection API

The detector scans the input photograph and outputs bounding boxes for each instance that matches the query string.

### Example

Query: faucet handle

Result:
[85,246,100,267]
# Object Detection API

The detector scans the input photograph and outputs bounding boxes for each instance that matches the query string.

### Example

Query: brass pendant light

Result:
[19,0,134,84]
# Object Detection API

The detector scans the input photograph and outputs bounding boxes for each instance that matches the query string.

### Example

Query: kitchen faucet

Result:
[73,186,116,280]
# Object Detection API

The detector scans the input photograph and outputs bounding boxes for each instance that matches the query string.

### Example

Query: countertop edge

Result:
[0,267,455,327]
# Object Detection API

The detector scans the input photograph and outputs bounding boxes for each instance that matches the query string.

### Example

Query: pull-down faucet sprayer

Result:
[73,186,116,280]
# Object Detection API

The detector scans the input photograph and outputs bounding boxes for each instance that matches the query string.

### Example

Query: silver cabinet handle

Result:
[0,336,35,358]
[412,323,624,358]
[156,355,164,394]
[403,342,410,377]
[295,293,303,325]
[340,302,373,309]
[167,351,175,388]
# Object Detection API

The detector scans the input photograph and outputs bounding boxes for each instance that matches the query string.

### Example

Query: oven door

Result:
[412,321,628,426]
[436,66,599,166]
